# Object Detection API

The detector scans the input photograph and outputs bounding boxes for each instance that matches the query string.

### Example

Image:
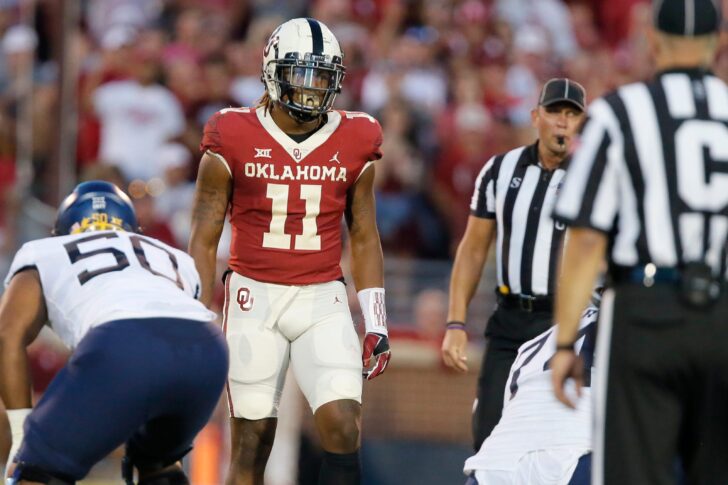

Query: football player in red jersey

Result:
[188,18,390,485]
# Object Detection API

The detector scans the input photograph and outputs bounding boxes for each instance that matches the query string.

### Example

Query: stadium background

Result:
[0,0,726,483]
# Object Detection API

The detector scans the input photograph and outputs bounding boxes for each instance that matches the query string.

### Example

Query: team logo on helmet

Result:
[69,213,128,234]
[92,196,106,210]
[263,26,281,58]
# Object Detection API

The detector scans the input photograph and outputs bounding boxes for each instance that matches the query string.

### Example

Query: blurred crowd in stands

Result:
[1,0,727,293]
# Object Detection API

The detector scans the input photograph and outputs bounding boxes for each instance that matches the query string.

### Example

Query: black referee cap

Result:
[539,78,586,112]
[654,0,722,36]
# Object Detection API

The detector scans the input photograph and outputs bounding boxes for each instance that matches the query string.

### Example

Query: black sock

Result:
[318,450,361,485]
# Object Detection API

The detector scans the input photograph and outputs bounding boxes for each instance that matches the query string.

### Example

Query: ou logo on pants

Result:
[237,288,254,311]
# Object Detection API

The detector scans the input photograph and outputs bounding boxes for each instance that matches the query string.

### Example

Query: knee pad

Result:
[230,386,278,419]
[9,462,75,485]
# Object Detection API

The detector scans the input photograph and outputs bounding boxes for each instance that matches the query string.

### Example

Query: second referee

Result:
[441,78,586,450]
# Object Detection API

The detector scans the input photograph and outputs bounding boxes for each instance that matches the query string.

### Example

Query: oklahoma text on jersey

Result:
[200,106,383,285]
[243,162,348,182]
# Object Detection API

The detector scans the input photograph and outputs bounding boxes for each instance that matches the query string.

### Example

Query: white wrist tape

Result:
[357,287,388,336]
[7,408,31,466]
[7,408,30,443]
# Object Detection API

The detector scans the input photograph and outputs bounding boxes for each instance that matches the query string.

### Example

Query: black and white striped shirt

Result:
[554,68,728,275]
[471,143,567,296]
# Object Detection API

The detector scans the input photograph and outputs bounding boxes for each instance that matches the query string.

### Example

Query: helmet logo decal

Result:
[70,213,127,234]
[92,196,106,209]
[263,26,281,58]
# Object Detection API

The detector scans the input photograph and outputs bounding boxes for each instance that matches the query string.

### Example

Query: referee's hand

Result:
[441,328,469,372]
[551,349,583,409]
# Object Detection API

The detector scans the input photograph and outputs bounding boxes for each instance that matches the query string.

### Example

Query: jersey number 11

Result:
[263,183,322,251]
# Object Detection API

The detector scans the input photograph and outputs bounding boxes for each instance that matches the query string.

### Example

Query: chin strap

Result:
[282,103,320,123]
[275,92,325,124]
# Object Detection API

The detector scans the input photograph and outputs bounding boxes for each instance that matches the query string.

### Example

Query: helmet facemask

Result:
[266,53,345,123]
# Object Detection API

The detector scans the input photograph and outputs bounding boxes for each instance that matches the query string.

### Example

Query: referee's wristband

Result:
[555,342,576,352]
[446,321,466,330]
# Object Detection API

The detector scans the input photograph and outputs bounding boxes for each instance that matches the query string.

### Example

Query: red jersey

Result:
[200,106,383,285]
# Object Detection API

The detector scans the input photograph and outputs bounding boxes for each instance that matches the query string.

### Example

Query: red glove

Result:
[362,332,390,380]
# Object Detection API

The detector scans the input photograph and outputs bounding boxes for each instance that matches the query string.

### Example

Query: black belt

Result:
[610,263,723,308]
[609,264,682,286]
[496,292,553,312]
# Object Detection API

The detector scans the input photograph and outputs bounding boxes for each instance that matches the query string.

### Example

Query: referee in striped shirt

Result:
[441,78,586,450]
[551,0,728,483]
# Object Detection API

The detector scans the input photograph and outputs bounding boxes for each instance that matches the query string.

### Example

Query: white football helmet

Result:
[262,18,345,122]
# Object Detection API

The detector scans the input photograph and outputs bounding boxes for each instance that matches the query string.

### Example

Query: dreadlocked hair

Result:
[256,91,274,115]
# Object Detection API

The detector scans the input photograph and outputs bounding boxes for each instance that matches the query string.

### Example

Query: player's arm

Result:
[0,270,46,408]
[0,269,47,471]
[550,107,616,408]
[441,216,496,372]
[188,152,232,307]
[552,227,606,408]
[346,164,389,380]
[347,165,383,290]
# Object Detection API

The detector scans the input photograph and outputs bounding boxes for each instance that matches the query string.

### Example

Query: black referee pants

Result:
[472,305,552,451]
[597,284,728,485]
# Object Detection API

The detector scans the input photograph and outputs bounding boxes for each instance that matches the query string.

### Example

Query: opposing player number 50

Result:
[263,183,322,251]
